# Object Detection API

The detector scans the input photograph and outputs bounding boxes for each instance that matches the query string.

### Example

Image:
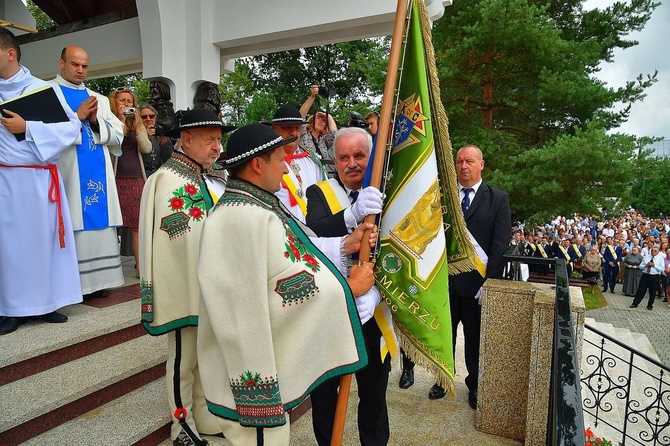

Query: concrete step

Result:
[0,296,140,369]
[0,284,172,445]
[25,379,170,446]
[1,333,165,433]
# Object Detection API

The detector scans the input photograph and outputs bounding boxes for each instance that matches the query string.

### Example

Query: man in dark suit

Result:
[603,236,623,293]
[428,144,511,410]
[305,127,390,446]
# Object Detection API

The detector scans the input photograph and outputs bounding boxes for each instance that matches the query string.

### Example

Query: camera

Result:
[346,111,369,129]
[318,86,337,98]
[154,123,169,136]
[123,107,136,116]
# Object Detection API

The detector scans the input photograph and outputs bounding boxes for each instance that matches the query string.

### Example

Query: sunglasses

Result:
[141,113,156,119]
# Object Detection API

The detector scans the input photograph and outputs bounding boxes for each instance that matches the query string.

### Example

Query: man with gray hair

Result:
[306,127,395,446]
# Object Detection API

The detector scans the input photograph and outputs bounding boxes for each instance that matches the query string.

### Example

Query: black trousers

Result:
[603,263,619,291]
[400,348,415,371]
[632,273,661,308]
[450,289,481,393]
[310,319,391,446]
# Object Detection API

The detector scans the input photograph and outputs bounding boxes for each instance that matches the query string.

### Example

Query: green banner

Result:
[375,0,476,390]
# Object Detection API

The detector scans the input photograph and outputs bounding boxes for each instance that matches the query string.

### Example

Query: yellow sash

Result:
[571,244,583,258]
[558,245,571,261]
[607,244,618,260]
[537,244,548,258]
[315,179,399,361]
[281,174,307,216]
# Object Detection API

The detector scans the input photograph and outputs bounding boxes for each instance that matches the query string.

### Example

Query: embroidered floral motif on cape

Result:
[284,226,320,272]
[158,183,206,240]
[229,371,285,427]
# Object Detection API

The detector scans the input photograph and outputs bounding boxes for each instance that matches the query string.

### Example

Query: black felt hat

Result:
[165,108,236,138]
[264,106,305,126]
[224,123,297,168]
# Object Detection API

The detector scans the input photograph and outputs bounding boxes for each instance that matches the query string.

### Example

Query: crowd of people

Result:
[508,212,670,308]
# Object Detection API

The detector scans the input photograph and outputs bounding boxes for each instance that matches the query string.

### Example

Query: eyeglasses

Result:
[114,86,132,92]
[141,113,156,119]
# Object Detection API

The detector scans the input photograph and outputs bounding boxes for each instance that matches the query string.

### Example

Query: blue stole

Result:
[60,86,109,230]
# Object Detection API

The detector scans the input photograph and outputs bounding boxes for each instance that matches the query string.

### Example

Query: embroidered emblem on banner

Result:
[382,253,402,274]
[275,271,318,307]
[392,93,428,153]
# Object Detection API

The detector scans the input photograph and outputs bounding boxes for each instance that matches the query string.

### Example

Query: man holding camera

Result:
[139,104,173,176]
[50,45,126,299]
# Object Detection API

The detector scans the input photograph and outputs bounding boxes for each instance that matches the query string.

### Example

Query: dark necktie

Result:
[461,188,473,216]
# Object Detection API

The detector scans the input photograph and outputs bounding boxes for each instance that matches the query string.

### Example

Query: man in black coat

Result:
[428,144,511,410]
[305,127,389,446]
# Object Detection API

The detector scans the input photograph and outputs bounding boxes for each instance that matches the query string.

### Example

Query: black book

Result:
[0,85,70,141]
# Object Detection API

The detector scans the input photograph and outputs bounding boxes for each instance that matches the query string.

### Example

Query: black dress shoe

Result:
[629,304,637,308]
[83,289,109,299]
[39,311,68,323]
[0,317,23,335]
[428,383,446,400]
[399,369,415,389]
[647,306,653,311]
[468,390,478,410]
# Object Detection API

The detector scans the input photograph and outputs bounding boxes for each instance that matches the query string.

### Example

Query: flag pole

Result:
[329,0,410,444]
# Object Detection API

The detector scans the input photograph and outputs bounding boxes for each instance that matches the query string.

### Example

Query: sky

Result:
[585,0,669,140]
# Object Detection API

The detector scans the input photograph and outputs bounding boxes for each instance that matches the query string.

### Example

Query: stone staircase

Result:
[0,284,172,445]
[581,317,664,444]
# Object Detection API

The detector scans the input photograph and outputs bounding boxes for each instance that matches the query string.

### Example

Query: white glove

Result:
[349,186,383,223]
[356,286,381,324]
[475,286,484,305]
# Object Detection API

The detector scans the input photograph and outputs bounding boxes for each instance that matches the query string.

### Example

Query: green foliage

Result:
[629,152,670,218]
[493,124,639,221]
[241,39,388,125]
[26,0,55,30]
[431,0,660,219]
[85,75,150,104]
[240,91,278,126]
[219,62,256,124]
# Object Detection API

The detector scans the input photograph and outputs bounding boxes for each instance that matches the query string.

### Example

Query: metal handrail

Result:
[585,323,670,372]
[581,323,670,445]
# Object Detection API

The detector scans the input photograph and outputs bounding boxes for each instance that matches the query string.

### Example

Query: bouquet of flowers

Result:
[585,427,613,446]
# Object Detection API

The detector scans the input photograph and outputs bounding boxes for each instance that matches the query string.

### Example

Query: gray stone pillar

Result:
[475,279,585,443]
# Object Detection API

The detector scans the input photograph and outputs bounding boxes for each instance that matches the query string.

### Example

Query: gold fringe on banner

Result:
[416,0,478,276]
